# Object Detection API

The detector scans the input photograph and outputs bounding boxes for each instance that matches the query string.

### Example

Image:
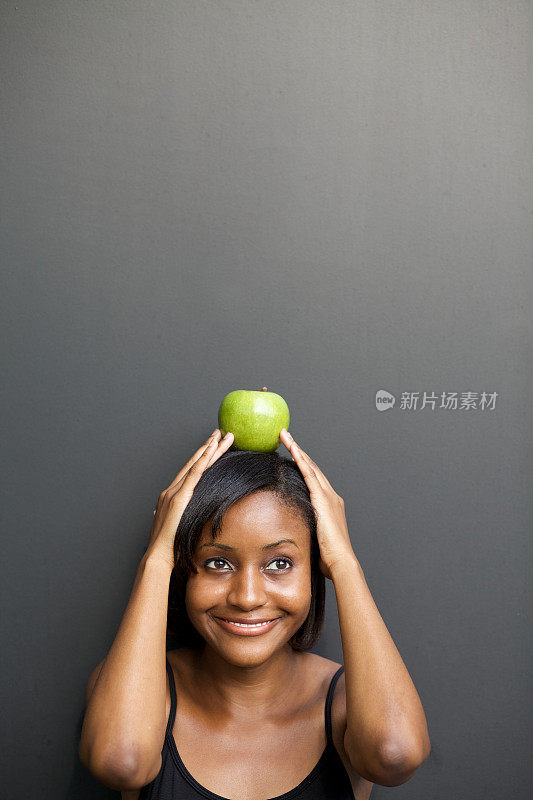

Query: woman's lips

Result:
[211,614,283,636]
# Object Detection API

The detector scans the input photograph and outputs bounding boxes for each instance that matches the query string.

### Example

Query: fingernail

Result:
[223,431,233,440]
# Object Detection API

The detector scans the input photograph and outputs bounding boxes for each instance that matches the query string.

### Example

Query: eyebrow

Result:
[200,538,300,551]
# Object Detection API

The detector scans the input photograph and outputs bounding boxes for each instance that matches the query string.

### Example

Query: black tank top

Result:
[139,656,355,800]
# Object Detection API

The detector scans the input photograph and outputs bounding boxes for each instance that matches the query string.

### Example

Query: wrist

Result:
[329,552,364,582]
[141,546,175,575]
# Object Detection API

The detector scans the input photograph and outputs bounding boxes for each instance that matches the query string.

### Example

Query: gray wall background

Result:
[1,1,531,798]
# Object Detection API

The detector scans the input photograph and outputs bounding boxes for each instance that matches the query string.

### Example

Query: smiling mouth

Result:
[215,617,281,627]
[211,614,283,635]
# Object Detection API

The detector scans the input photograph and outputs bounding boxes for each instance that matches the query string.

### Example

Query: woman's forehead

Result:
[198,493,310,549]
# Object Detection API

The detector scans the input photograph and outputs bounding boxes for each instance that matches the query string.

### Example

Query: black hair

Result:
[166,449,325,652]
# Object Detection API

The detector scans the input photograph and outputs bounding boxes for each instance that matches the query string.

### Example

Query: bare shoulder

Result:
[303,655,373,800]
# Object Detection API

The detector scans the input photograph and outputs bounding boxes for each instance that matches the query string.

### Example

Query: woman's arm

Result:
[331,555,431,785]
[278,428,431,786]
[78,553,173,790]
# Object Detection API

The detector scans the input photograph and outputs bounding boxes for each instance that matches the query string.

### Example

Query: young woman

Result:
[79,427,431,800]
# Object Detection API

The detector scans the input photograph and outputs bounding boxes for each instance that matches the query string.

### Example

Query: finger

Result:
[154,432,220,519]
[169,431,234,500]
[281,428,333,491]
[180,433,230,490]
[166,430,221,491]
[205,431,234,468]
[159,438,220,516]
[287,438,332,493]
[287,439,324,490]
[301,449,334,492]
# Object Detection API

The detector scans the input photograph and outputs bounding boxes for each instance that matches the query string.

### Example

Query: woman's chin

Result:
[197,618,299,664]
[209,641,289,668]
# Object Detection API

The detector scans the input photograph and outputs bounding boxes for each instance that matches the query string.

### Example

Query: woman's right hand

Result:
[145,428,234,569]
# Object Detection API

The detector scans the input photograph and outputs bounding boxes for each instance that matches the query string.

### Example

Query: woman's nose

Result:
[226,566,268,609]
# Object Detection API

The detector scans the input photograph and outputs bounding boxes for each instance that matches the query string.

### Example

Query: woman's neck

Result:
[190,643,304,716]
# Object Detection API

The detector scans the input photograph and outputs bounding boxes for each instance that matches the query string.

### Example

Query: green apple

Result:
[218,387,290,453]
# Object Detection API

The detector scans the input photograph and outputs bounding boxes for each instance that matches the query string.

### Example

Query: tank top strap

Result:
[164,656,177,738]
[324,665,344,747]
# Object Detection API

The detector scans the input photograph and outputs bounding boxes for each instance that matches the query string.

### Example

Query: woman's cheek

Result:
[277,572,311,614]
[185,571,227,613]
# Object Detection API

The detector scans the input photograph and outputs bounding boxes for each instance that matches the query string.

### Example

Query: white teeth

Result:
[222,619,274,627]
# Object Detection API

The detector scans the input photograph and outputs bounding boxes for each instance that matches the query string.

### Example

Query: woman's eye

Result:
[204,558,231,570]
[266,558,292,572]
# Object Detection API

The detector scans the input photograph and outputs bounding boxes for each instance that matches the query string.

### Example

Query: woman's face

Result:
[185,490,312,667]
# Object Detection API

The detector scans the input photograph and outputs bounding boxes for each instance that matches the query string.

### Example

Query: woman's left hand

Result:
[279,428,356,580]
